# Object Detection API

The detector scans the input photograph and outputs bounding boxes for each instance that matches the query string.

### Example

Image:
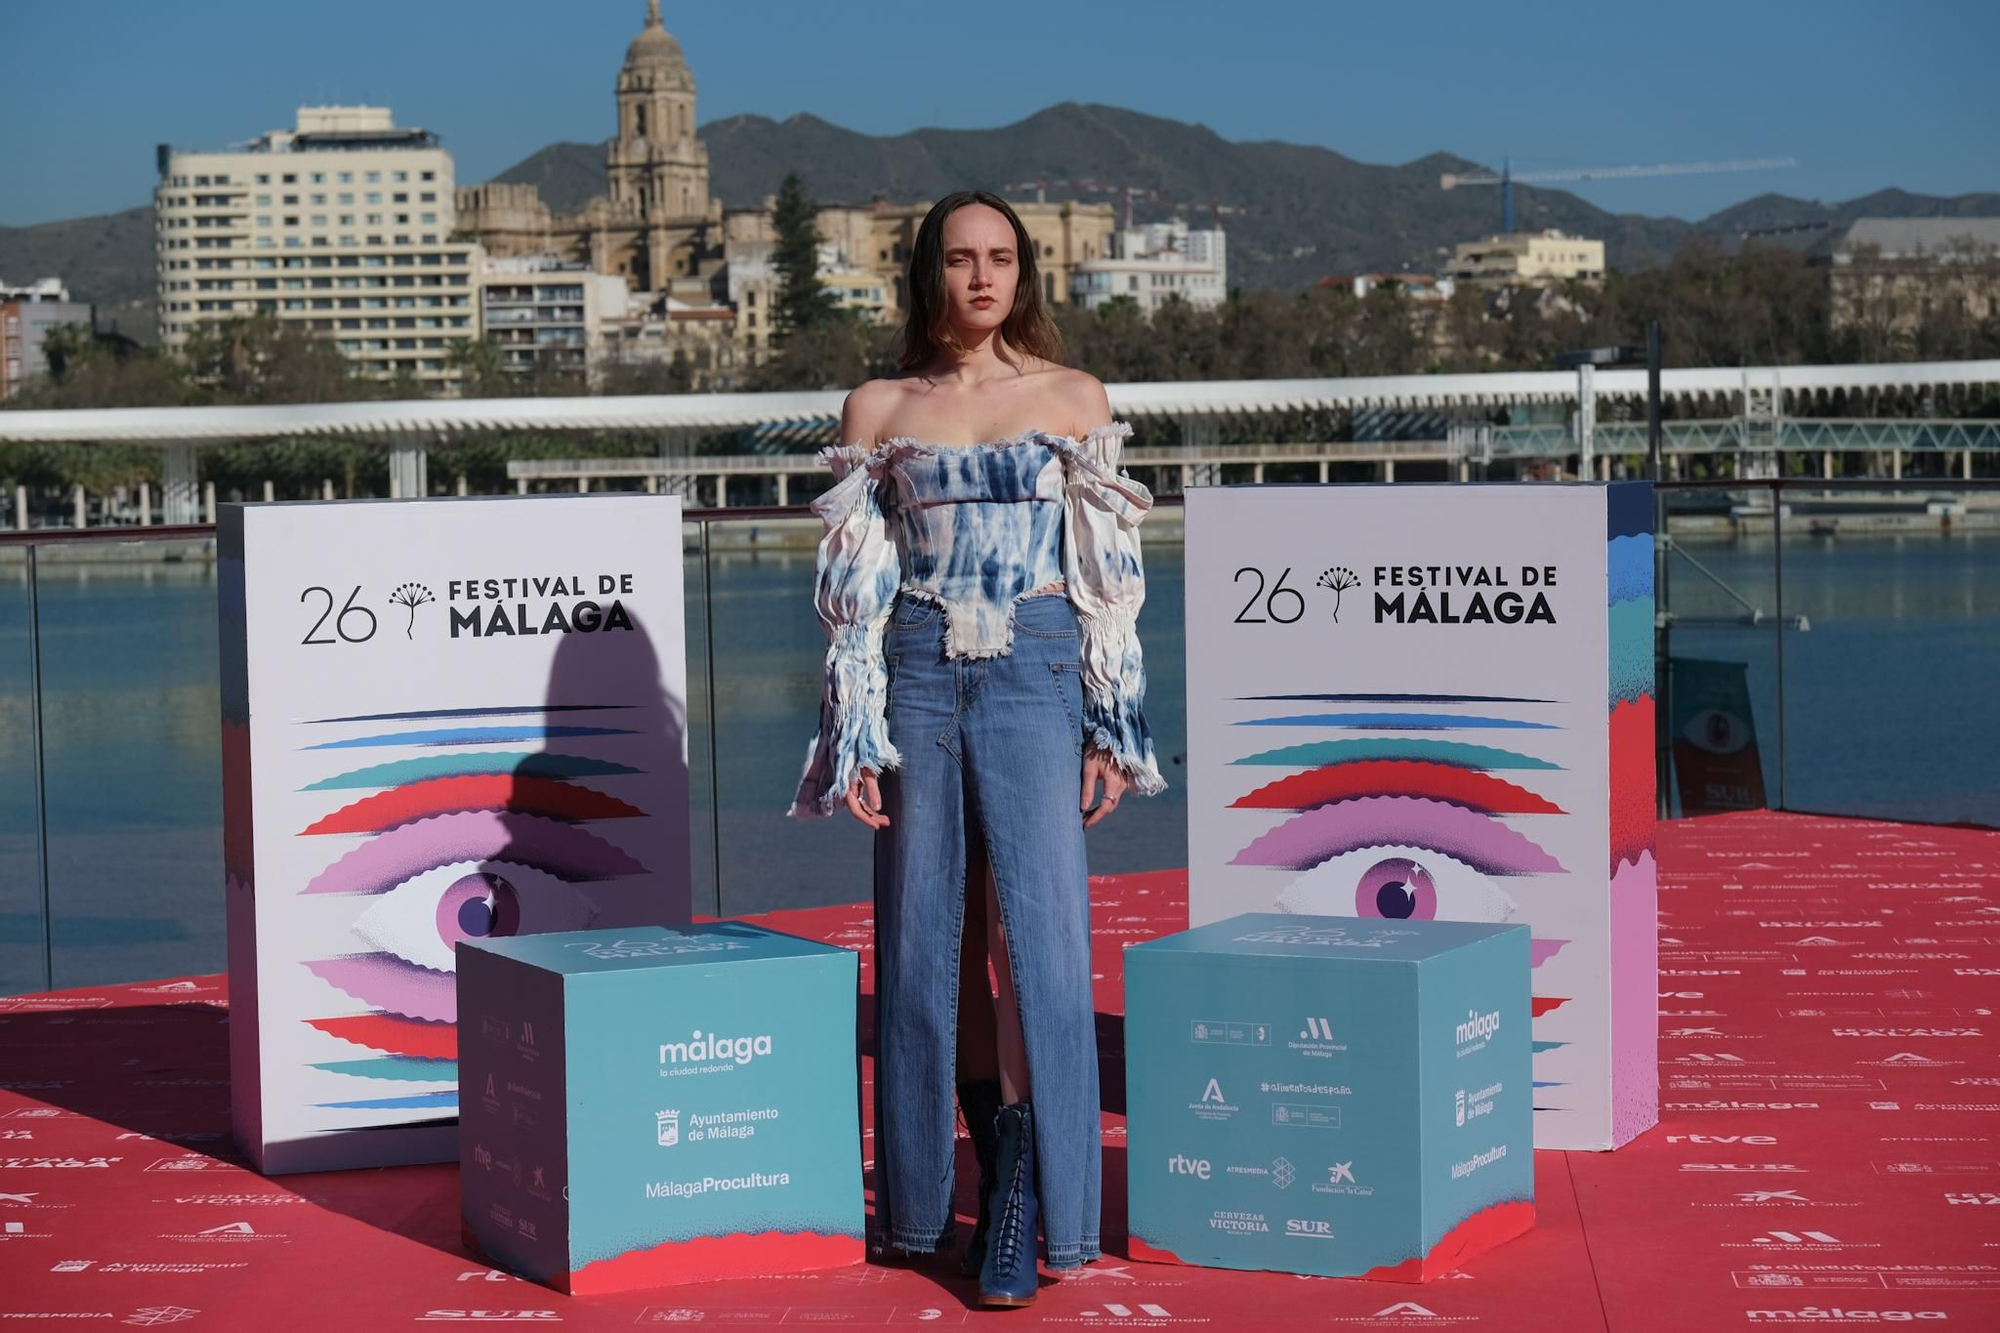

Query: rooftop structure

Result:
[1448,229,1605,288]
[1828,218,2000,335]
[1833,217,2000,262]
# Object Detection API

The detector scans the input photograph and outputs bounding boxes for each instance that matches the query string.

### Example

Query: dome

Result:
[623,0,691,79]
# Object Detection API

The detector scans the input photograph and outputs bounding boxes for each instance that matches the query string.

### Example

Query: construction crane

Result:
[1440,157,1798,233]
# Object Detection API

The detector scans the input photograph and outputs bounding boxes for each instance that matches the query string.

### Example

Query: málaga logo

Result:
[1455,1008,1500,1054]
[658,1029,772,1068]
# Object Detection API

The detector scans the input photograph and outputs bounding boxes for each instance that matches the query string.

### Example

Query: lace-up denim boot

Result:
[978,1101,1040,1307]
[957,1079,1005,1277]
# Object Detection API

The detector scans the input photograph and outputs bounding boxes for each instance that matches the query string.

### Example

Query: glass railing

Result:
[2,479,1993,995]
[1656,478,2000,828]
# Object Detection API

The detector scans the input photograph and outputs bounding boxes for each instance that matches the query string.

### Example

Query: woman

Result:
[791,190,1165,1307]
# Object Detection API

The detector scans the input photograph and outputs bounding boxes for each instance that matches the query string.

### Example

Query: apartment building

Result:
[479,255,630,374]
[2,278,93,399]
[154,106,482,386]
[1070,219,1229,312]
[1447,229,1605,288]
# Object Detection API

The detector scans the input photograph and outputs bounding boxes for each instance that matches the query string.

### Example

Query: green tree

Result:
[6,322,192,411]
[181,313,377,405]
[748,311,894,392]
[596,351,696,397]
[770,172,837,342]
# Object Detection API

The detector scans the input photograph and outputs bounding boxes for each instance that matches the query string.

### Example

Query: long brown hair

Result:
[897,190,1064,371]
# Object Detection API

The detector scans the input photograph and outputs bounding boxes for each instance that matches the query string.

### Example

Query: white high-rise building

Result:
[154,106,483,386]
[1070,219,1228,313]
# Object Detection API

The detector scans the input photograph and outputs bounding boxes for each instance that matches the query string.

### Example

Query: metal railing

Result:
[1487,417,2000,458]
[3,479,1996,996]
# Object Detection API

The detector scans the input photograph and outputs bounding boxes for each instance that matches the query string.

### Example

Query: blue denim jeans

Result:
[871,590,1101,1268]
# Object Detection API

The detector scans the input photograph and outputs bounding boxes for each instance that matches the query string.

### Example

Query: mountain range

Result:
[7,102,1996,344]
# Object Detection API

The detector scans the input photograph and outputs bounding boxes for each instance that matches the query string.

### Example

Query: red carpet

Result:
[4,812,1999,1330]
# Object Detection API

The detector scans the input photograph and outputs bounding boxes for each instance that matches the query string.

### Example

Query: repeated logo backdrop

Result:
[2,812,1998,1328]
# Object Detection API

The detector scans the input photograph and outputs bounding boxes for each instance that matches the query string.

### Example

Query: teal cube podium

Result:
[457,924,863,1295]
[1125,914,1534,1281]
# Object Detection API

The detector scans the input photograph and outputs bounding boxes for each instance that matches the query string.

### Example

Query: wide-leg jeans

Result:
[871,590,1101,1268]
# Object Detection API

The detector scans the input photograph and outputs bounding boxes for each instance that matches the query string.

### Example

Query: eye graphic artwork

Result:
[293,707,654,1117]
[302,750,640,792]
[1277,847,1520,923]
[1232,760,1564,816]
[1235,711,1555,732]
[303,774,644,835]
[1680,708,1751,755]
[303,723,639,750]
[349,860,600,972]
[1232,737,1562,772]
[302,810,644,897]
[1231,795,1564,877]
[1231,796,1560,925]
[1225,703,1570,972]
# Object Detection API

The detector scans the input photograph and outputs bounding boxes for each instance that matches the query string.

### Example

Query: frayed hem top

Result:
[789,423,1167,817]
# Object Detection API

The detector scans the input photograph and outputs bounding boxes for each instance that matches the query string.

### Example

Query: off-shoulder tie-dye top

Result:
[789,422,1167,818]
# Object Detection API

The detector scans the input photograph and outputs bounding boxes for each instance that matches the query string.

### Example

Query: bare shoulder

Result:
[1051,366,1113,434]
[839,377,909,448]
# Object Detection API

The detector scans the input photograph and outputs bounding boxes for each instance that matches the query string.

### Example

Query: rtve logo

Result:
[1667,1135,1778,1145]
[1167,1154,1212,1180]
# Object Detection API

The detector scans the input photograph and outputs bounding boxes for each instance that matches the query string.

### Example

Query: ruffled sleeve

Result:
[789,445,904,818]
[1056,423,1167,797]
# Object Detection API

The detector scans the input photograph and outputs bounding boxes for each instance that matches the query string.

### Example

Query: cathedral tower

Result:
[607,0,710,224]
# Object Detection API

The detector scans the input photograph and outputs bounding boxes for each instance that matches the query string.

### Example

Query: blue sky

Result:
[3,0,1995,228]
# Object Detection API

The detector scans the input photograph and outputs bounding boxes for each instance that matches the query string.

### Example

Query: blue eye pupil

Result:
[1375,879,1417,918]
[457,894,495,936]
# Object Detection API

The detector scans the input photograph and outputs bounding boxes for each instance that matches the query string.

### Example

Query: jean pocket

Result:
[1014,594,1078,639]
[1049,661,1085,755]
[888,597,938,631]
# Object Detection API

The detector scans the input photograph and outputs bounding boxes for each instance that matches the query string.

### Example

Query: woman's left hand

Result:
[1080,749,1128,828]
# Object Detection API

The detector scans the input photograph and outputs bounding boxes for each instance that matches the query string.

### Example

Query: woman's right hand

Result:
[845,768,889,830]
